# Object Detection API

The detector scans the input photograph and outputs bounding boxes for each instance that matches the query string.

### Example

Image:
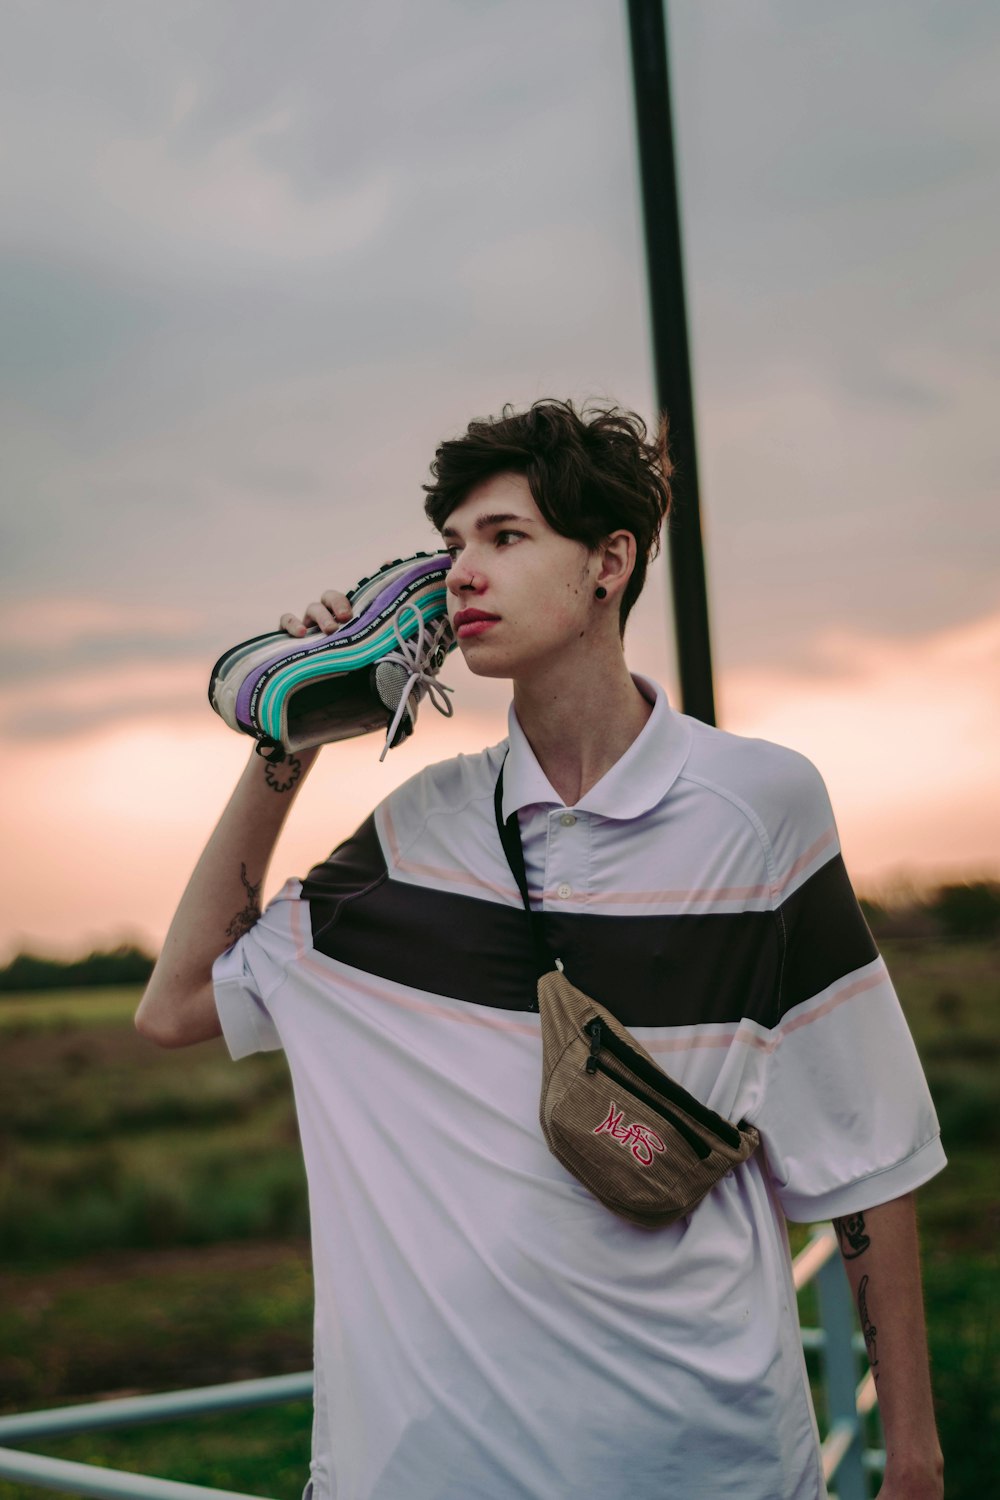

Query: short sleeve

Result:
[753,759,946,1221]
[212,878,305,1060]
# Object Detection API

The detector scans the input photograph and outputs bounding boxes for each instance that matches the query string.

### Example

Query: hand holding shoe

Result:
[279,590,354,637]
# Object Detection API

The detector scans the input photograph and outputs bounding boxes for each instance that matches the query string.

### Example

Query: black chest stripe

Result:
[301,821,877,1030]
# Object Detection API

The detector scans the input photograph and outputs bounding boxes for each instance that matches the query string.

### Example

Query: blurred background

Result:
[1,3,996,1498]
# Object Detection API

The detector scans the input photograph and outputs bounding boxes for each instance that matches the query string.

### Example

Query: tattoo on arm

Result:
[225,863,262,941]
[264,755,302,794]
[857,1273,880,1385]
[833,1211,871,1259]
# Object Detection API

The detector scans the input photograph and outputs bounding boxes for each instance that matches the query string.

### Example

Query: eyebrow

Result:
[440,512,534,540]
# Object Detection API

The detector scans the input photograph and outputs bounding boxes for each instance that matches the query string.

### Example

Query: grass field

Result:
[0,988,140,1033]
[1,946,997,1498]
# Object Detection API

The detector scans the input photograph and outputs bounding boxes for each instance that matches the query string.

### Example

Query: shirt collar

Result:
[501,674,693,822]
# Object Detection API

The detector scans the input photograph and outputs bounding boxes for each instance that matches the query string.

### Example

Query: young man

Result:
[137,401,945,1500]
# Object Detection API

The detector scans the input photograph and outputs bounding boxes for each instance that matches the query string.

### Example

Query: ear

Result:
[594,530,636,602]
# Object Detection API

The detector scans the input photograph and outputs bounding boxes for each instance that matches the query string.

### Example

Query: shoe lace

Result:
[378,606,455,762]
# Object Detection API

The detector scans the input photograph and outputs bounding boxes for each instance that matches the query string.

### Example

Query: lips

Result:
[453,607,500,640]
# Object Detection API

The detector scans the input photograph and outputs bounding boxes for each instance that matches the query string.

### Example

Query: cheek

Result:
[535,584,590,636]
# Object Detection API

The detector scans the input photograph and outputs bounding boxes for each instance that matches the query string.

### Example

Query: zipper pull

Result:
[586,1019,603,1074]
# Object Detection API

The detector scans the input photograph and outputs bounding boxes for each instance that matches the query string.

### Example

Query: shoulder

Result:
[377,737,508,852]
[679,717,839,881]
[682,717,832,821]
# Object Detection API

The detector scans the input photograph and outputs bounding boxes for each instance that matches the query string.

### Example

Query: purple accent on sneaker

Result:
[233,556,447,724]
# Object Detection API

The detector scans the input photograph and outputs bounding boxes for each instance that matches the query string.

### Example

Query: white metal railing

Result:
[793,1225,885,1499]
[0,1225,883,1500]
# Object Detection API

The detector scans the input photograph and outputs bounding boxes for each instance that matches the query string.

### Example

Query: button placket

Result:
[544,807,588,906]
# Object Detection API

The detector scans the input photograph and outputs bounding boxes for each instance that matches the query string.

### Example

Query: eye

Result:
[495,529,524,547]
[444,543,462,560]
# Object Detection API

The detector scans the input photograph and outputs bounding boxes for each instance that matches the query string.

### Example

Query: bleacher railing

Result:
[0,1224,883,1500]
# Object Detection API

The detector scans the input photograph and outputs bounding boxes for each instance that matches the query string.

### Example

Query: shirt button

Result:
[559,813,577,827]
[556,882,572,899]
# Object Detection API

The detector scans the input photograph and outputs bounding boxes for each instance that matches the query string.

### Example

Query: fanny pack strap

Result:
[493,756,557,983]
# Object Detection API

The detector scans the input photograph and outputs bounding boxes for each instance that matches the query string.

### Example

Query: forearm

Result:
[135,746,318,1045]
[833,1194,943,1498]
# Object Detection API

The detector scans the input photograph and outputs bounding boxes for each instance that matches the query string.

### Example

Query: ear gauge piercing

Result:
[595,586,607,600]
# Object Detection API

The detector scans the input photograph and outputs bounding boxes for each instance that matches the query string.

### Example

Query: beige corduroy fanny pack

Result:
[495,762,759,1228]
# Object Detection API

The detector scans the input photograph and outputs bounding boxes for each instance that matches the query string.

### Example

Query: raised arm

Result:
[833,1193,944,1500]
[135,589,352,1048]
[134,744,318,1046]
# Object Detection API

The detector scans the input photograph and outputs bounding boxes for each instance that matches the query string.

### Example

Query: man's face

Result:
[441,472,596,681]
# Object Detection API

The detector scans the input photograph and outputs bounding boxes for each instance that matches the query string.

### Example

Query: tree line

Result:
[861,880,999,942]
[0,944,155,992]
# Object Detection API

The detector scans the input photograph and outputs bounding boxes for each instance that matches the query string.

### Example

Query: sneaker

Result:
[209,552,455,760]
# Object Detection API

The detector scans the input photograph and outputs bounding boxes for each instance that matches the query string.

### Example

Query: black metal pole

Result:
[626,0,716,725]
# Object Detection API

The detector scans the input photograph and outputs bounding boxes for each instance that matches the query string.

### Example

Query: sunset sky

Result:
[2,0,997,960]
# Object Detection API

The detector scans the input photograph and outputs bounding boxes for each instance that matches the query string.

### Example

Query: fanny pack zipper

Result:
[584,1017,741,1152]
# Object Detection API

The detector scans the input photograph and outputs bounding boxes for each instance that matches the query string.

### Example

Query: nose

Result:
[446,552,483,596]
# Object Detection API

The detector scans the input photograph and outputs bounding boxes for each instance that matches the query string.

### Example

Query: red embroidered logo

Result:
[593,1102,666,1167]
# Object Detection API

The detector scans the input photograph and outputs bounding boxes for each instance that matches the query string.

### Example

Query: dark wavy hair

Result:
[422,399,672,633]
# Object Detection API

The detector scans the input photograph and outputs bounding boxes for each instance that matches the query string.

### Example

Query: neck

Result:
[511,646,653,806]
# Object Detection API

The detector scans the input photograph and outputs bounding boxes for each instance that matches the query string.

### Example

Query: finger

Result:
[279,612,309,637]
[319,590,354,623]
[303,600,340,634]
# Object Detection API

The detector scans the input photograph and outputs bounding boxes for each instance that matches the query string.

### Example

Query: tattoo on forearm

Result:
[264,754,302,794]
[833,1212,871,1259]
[857,1274,880,1385]
[225,863,262,941]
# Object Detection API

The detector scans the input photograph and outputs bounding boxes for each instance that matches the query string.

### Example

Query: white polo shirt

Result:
[214,675,944,1500]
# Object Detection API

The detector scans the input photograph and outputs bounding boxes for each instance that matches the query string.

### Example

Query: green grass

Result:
[0,1001,308,1265]
[0,1241,314,1412]
[0,1242,316,1500]
[0,1406,314,1500]
[881,941,1000,1257]
[0,986,143,1033]
[921,1254,998,1498]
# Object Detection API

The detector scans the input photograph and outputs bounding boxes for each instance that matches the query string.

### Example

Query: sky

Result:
[1,0,998,960]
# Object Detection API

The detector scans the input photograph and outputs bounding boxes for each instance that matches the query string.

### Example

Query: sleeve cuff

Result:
[778,1133,948,1223]
[212,941,283,1061]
